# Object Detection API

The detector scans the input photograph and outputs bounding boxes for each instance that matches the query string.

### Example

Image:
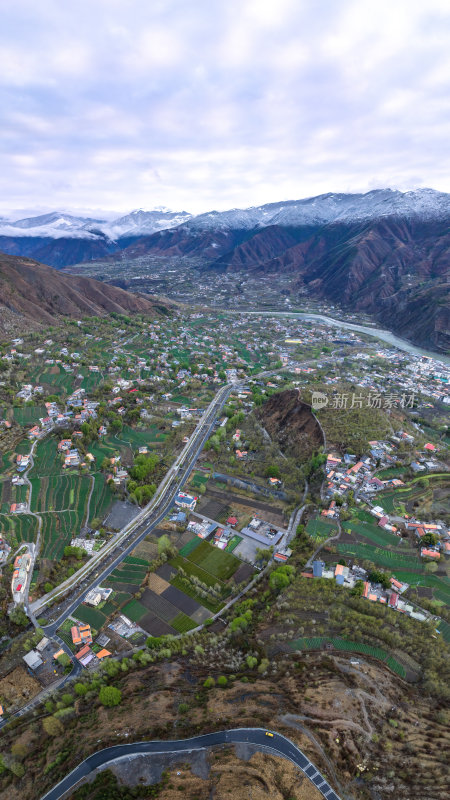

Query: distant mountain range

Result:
[0,189,448,352]
[0,252,169,335]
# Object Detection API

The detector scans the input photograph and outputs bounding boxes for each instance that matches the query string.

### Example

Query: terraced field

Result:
[40,511,82,559]
[30,474,91,515]
[87,473,113,523]
[343,519,405,549]
[336,542,421,570]
[29,437,61,476]
[13,406,47,426]
[0,513,38,545]
[290,637,406,677]
[306,517,338,541]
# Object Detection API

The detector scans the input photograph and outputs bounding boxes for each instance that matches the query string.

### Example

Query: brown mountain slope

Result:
[257,389,324,459]
[0,252,169,333]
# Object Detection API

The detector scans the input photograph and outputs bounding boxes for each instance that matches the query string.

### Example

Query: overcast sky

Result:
[1,0,450,216]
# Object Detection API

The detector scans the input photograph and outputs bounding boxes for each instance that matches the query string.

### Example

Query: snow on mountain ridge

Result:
[0,189,448,241]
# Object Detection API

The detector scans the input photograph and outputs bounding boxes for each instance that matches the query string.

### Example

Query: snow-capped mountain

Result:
[102,208,192,238]
[183,188,450,233]
[0,208,192,240]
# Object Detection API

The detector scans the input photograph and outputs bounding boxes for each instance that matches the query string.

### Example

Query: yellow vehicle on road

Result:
[265,732,274,737]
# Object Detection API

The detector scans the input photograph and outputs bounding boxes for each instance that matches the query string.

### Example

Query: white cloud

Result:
[0,0,449,213]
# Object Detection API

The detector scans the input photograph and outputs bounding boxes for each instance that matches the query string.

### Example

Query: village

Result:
[0,309,447,714]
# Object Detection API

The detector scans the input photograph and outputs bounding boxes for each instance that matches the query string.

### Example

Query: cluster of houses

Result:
[304,560,428,622]
[71,622,111,667]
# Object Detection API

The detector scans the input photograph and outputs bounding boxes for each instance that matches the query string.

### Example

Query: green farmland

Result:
[290,636,406,677]
[30,474,91,515]
[72,604,107,630]
[344,519,405,548]
[187,539,240,581]
[336,542,421,570]
[0,513,39,546]
[40,511,82,559]
[13,406,47,426]
[306,517,338,541]
[29,437,61,476]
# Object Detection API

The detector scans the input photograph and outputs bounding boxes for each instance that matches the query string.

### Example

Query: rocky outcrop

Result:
[257,389,324,460]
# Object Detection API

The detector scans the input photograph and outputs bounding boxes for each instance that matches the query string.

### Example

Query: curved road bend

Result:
[40,728,341,800]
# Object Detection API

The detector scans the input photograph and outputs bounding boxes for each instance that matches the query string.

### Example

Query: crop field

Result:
[306,517,338,541]
[190,471,209,489]
[0,480,11,512]
[352,508,377,524]
[72,604,107,629]
[336,542,421,570]
[394,570,450,604]
[378,475,449,516]
[170,574,222,613]
[88,474,114,523]
[79,368,103,393]
[29,437,61,476]
[289,637,406,677]
[170,554,220,587]
[0,513,38,545]
[344,519,404,548]
[121,599,149,623]
[40,511,81,559]
[124,556,150,566]
[376,467,407,479]
[179,537,201,557]
[122,424,167,447]
[187,539,240,581]
[30,474,90,515]
[377,491,399,514]
[170,612,197,632]
[109,563,148,585]
[31,365,74,394]
[13,406,47,426]
[436,619,450,643]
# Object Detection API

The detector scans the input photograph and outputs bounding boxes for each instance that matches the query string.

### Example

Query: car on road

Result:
[265,731,274,737]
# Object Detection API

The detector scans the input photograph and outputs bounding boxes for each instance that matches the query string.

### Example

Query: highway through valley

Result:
[38,381,236,637]
[40,727,342,800]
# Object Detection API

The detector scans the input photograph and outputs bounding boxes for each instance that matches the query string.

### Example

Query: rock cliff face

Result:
[257,389,324,460]
[0,252,169,334]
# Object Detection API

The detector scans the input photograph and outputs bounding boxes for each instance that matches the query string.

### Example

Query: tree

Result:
[368,569,391,590]
[269,564,295,593]
[8,604,28,627]
[425,561,439,573]
[421,532,438,547]
[203,677,215,689]
[43,716,64,737]
[74,682,88,696]
[266,465,280,478]
[217,675,228,687]
[99,685,122,707]
[57,652,71,668]
[157,534,176,558]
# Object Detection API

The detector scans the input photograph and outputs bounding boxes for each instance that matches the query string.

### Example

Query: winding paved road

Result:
[40,727,342,800]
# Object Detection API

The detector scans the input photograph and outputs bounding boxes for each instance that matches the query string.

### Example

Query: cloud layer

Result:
[1,0,450,214]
